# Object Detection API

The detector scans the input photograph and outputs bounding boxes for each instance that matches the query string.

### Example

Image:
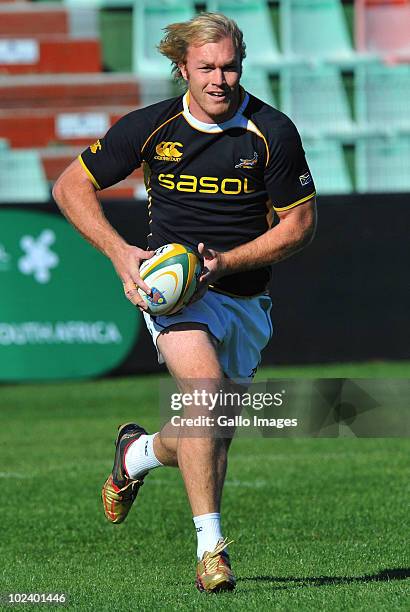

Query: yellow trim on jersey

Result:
[147,190,153,224]
[143,160,151,191]
[246,120,270,168]
[141,111,184,154]
[265,198,274,229]
[273,191,316,212]
[78,155,101,190]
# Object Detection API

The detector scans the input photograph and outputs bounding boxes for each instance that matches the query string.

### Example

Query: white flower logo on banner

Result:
[18,229,59,284]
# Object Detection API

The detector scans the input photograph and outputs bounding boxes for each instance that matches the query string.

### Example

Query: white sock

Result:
[124,433,163,480]
[193,512,223,560]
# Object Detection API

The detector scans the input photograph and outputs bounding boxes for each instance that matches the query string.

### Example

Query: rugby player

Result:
[53,12,316,593]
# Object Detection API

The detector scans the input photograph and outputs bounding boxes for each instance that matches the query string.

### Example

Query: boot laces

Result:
[203,538,234,574]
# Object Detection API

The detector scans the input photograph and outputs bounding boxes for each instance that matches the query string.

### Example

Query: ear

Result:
[178,62,188,81]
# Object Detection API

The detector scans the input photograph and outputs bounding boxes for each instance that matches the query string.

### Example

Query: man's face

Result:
[179,36,242,124]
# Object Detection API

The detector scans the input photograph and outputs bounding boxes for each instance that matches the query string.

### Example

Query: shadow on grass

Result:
[240,568,410,588]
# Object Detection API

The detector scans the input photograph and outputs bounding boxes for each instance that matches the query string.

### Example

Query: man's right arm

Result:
[52,158,153,310]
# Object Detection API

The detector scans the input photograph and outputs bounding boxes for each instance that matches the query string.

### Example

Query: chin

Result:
[207,103,233,122]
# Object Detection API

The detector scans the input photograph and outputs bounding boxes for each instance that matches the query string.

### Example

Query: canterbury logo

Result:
[90,139,102,154]
[154,141,183,162]
[235,151,258,169]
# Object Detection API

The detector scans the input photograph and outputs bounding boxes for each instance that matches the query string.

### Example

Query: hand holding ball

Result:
[138,243,202,315]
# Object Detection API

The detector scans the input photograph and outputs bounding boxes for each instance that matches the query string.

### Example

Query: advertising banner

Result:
[0,209,140,380]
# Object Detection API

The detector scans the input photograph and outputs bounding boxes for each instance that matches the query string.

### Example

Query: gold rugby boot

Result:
[101,422,147,524]
[196,538,236,593]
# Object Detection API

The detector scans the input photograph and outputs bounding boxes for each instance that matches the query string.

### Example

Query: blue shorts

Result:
[143,290,273,380]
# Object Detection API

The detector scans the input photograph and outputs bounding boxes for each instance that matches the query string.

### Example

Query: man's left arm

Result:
[199,195,316,284]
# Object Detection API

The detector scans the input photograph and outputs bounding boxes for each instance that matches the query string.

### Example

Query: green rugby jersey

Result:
[80,90,315,296]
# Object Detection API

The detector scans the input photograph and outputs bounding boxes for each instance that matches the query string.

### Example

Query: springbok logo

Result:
[90,139,102,154]
[155,141,183,162]
[235,151,258,169]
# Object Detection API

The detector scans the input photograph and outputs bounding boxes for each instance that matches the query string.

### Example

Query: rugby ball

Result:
[138,243,202,316]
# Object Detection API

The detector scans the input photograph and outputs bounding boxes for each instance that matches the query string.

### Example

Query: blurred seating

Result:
[356,135,410,192]
[355,0,410,62]
[0,1,98,37]
[304,139,353,194]
[39,145,145,199]
[0,67,141,148]
[240,67,276,107]
[0,1,173,201]
[132,0,195,76]
[0,2,68,36]
[0,144,49,203]
[280,0,361,66]
[355,62,410,134]
[1,0,409,197]
[280,64,354,138]
[0,105,137,148]
[207,0,281,68]
[0,37,101,74]
[1,73,140,110]
[64,0,134,6]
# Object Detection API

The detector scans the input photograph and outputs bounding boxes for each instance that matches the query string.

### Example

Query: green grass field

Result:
[1,362,409,610]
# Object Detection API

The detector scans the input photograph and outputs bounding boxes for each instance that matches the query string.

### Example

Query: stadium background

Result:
[1,2,409,609]
[0,0,409,381]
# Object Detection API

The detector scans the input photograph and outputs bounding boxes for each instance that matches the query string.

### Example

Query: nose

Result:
[212,68,225,86]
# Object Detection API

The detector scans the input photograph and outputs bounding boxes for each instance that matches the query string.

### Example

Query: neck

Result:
[186,88,244,124]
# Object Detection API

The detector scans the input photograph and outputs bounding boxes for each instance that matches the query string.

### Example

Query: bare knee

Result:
[158,323,223,382]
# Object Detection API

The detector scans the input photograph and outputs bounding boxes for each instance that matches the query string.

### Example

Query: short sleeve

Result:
[264,118,316,212]
[79,110,148,190]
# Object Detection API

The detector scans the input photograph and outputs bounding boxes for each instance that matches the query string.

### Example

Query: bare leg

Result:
[153,433,178,466]
[156,324,228,515]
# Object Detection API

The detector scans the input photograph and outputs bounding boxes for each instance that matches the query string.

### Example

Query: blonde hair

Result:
[158,12,246,79]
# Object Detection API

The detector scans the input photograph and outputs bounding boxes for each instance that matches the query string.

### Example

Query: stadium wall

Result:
[0,195,408,381]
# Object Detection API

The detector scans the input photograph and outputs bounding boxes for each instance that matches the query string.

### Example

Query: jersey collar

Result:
[182,89,250,133]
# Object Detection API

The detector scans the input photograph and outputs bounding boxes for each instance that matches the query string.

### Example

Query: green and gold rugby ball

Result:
[138,243,202,315]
